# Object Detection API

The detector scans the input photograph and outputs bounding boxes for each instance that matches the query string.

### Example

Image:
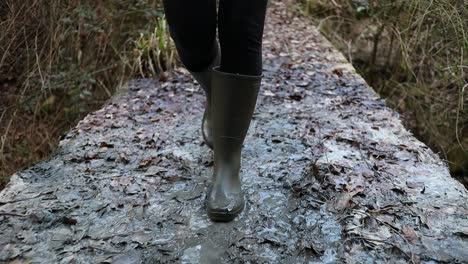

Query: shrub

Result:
[299,0,468,183]
[0,0,176,187]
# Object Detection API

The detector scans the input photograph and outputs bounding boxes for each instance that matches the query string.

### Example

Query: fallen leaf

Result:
[99,142,114,148]
[331,186,365,211]
[402,227,418,244]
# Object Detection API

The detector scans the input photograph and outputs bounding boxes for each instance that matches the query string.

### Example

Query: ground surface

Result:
[1,1,467,263]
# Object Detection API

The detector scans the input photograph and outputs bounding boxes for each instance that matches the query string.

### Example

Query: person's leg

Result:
[162,0,218,72]
[207,0,268,222]
[218,0,268,76]
[162,0,219,149]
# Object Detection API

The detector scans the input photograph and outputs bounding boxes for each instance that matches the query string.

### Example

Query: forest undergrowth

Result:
[297,0,467,185]
[0,0,176,188]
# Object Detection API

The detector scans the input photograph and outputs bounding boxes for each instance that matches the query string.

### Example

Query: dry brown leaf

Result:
[332,186,365,211]
[401,227,418,244]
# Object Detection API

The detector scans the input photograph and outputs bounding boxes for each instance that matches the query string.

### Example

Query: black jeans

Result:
[162,0,268,76]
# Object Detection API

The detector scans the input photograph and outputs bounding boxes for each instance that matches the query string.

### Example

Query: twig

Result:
[351,209,416,262]
[344,235,415,264]
[0,212,27,217]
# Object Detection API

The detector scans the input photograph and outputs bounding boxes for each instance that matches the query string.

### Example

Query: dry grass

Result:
[298,0,468,182]
[0,0,177,188]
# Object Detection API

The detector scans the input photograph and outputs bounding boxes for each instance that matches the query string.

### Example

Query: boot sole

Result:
[207,201,245,222]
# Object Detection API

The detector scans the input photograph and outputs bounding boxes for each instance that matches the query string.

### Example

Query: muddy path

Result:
[1,1,467,263]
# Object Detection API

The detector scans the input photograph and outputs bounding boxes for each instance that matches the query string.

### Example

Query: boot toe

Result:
[206,185,245,222]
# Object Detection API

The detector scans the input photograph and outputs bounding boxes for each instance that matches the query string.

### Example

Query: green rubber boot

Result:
[188,42,220,150]
[206,66,262,222]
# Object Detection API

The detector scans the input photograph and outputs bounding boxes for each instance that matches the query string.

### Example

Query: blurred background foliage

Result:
[0,0,177,188]
[298,0,467,185]
[0,0,466,188]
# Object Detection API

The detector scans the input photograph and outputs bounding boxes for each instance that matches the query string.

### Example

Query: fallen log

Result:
[1,1,467,263]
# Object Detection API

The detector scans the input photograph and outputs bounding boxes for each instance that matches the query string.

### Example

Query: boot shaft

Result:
[211,67,261,143]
